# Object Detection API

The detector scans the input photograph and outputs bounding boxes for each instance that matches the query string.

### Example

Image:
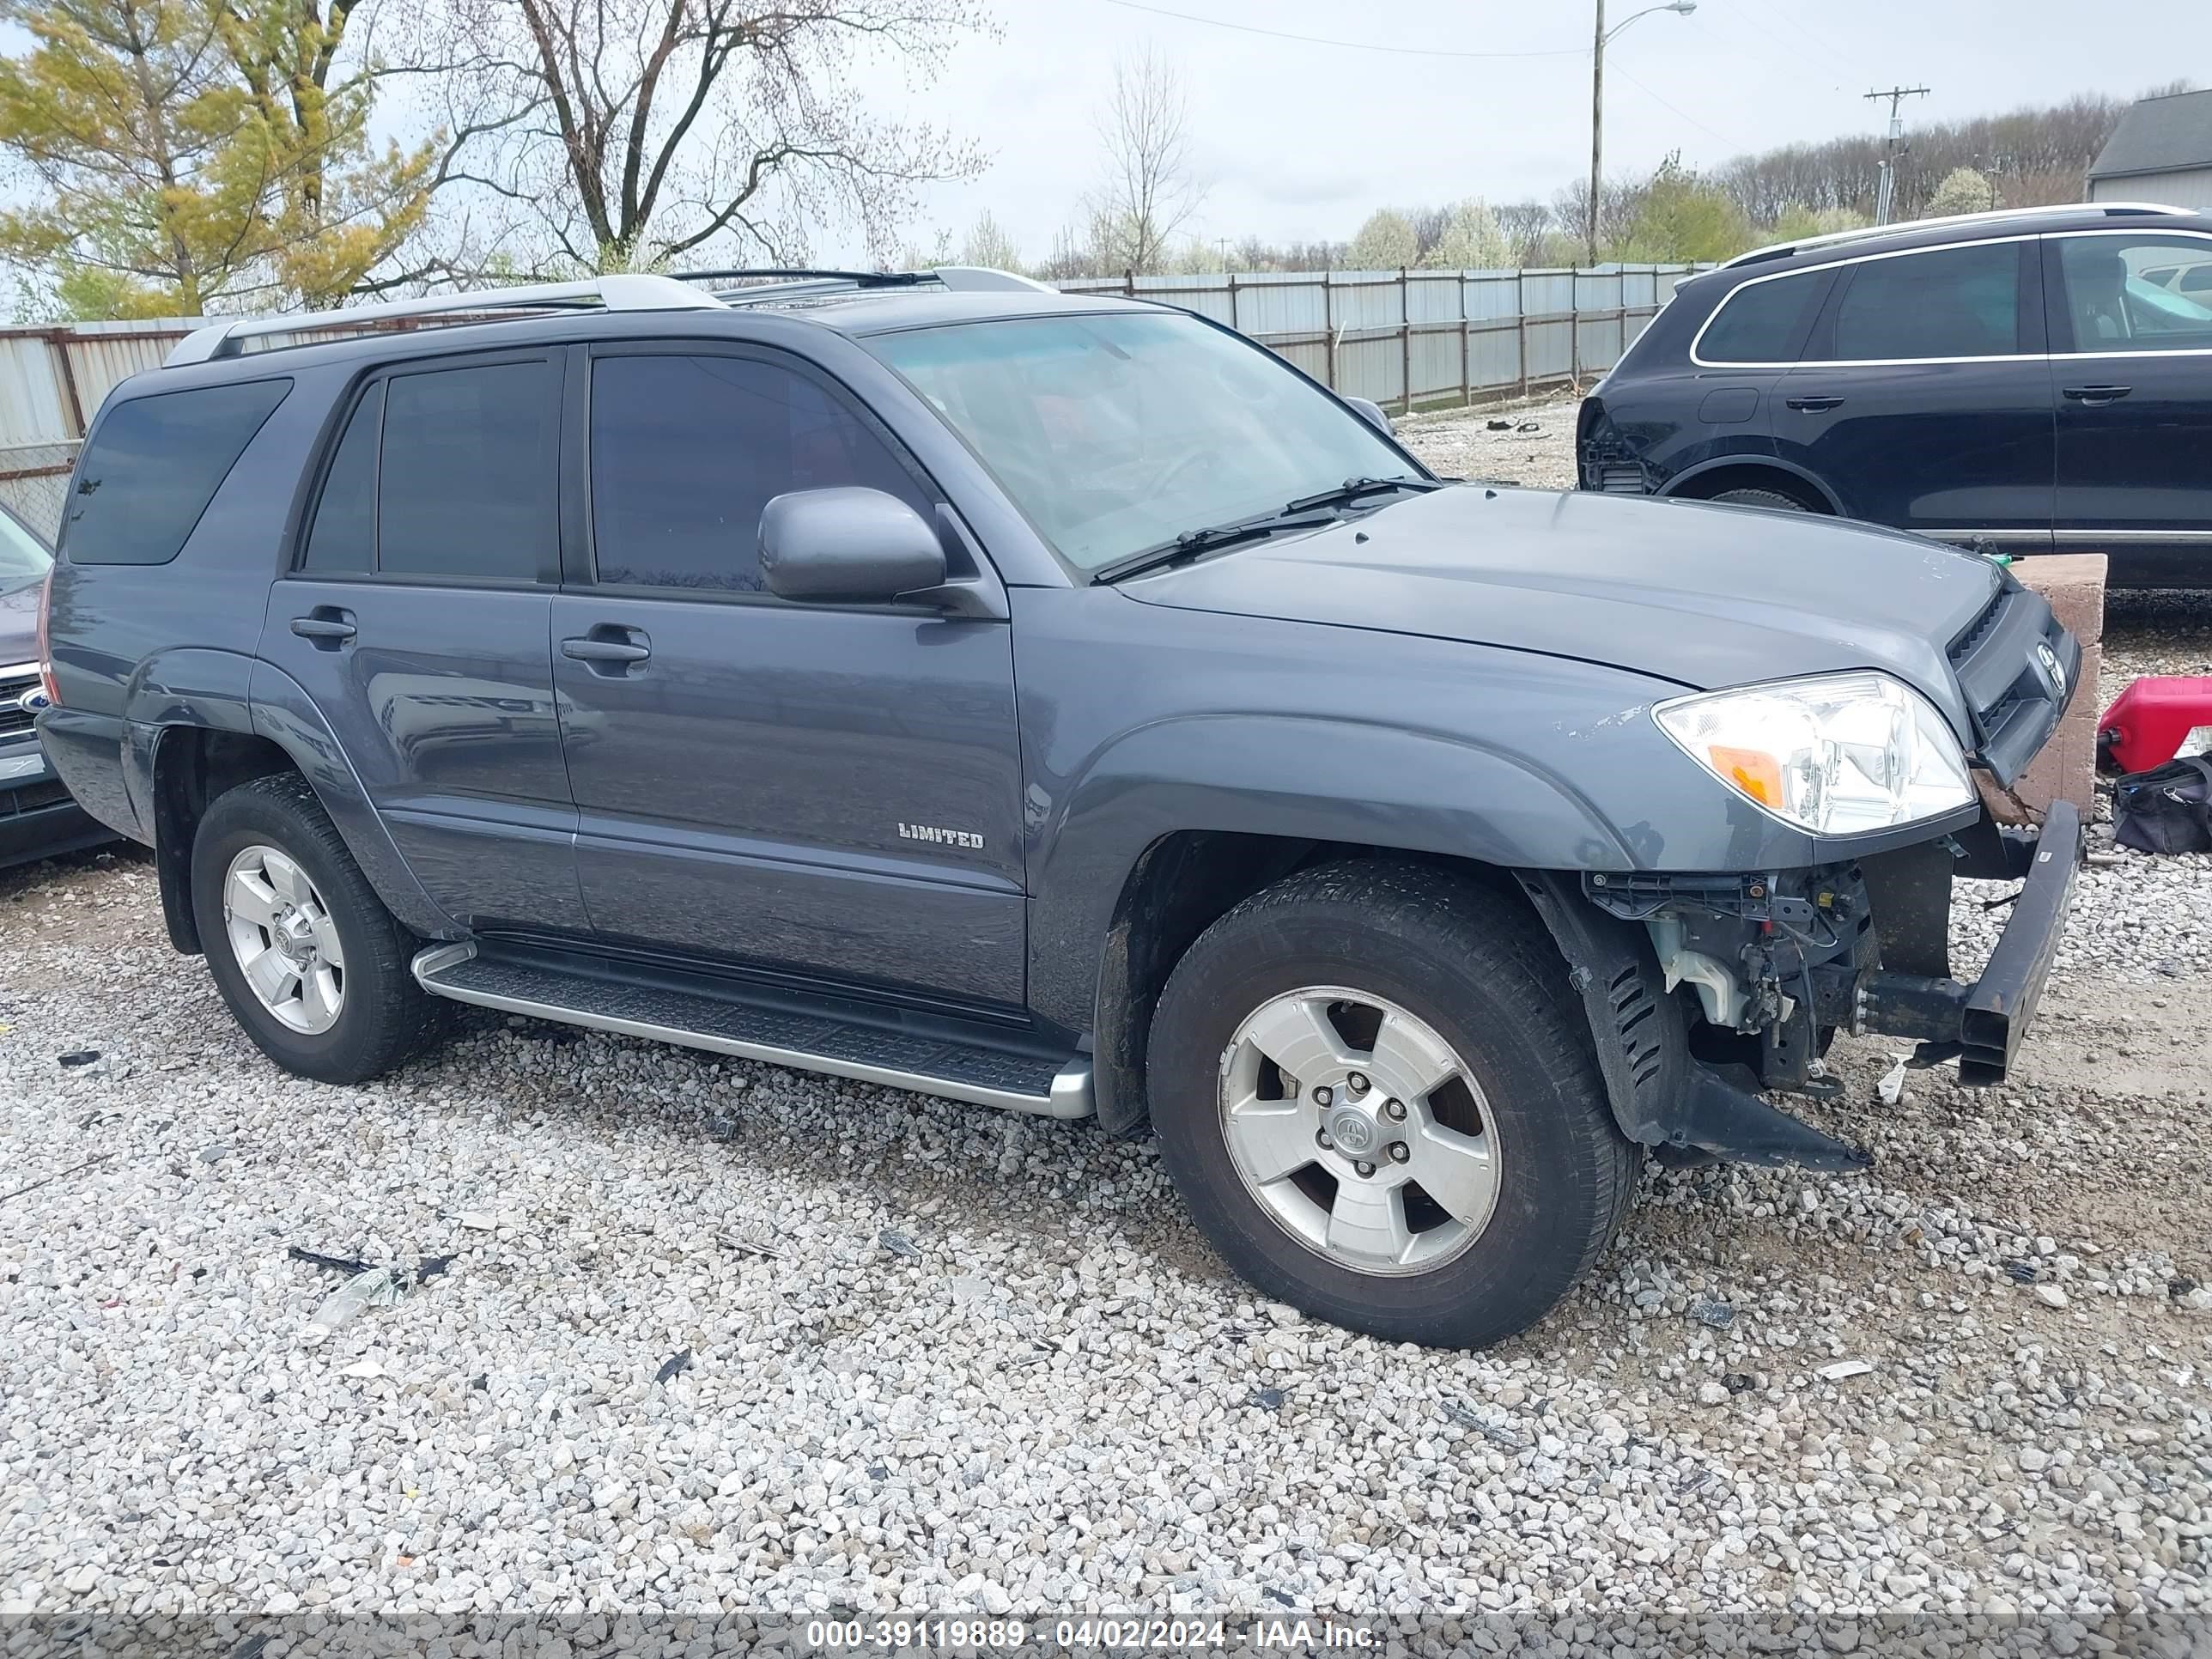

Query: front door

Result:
[1774,237,2055,544]
[258,350,587,933]
[2045,229,2212,555]
[552,344,1027,1009]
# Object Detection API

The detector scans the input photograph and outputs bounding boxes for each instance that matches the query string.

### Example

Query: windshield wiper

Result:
[1090,510,1340,586]
[1283,475,1443,514]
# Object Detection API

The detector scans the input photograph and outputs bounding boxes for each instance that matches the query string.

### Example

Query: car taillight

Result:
[34,565,58,708]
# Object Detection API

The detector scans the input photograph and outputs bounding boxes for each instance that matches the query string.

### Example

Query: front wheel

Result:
[1147,860,1638,1349]
[191,773,443,1084]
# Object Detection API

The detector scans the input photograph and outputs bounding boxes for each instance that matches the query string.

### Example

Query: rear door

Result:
[259,349,587,932]
[1774,237,2054,544]
[2045,228,2212,550]
[550,342,1027,1008]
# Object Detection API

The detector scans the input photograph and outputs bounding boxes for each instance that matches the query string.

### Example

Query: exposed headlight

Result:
[1653,672,1974,836]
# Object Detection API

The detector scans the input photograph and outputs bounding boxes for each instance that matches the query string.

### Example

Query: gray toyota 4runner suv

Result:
[38,268,2082,1349]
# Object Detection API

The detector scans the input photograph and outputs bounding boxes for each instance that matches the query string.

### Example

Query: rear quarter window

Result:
[1693,270,1828,366]
[65,379,291,565]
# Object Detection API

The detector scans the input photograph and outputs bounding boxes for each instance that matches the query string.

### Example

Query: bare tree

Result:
[1084,45,1203,276]
[414,0,990,276]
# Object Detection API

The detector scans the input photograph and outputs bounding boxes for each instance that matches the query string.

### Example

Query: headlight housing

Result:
[1654,672,1974,836]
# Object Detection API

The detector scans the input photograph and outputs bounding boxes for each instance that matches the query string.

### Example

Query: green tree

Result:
[1613,159,1753,263]
[0,0,435,318]
[1421,198,1510,269]
[1346,208,1416,270]
[1771,204,1869,244]
[1923,166,1998,218]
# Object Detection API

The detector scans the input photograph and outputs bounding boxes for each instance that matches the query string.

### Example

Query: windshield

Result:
[865,312,1423,574]
[0,507,51,590]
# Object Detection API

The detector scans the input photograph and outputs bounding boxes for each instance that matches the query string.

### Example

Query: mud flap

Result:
[1516,872,1870,1171]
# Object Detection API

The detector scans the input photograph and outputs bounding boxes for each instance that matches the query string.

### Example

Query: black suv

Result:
[38,268,2081,1349]
[1578,202,2212,586]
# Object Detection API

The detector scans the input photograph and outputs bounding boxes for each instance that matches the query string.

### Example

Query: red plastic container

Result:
[2100,677,2212,774]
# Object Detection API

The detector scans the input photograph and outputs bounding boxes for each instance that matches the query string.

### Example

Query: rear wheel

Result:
[1146,860,1638,1349]
[1710,485,1813,512]
[191,773,442,1084]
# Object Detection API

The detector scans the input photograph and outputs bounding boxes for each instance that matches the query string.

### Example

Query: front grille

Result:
[1947,587,2008,665]
[1942,583,2069,786]
[0,670,37,739]
[0,779,69,817]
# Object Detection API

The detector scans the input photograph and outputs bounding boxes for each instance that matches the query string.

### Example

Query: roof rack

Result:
[674,264,1054,305]
[1719,201,2191,270]
[164,274,722,367]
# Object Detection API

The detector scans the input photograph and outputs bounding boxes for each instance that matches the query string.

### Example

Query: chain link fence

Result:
[0,442,76,544]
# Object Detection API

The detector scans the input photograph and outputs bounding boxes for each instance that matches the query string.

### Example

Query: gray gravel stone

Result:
[1,420,2207,1622]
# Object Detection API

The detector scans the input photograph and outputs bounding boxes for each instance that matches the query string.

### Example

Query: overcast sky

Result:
[847,0,2206,262]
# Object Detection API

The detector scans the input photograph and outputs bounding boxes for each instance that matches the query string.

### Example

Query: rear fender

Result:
[244,659,457,940]
[1662,453,1845,514]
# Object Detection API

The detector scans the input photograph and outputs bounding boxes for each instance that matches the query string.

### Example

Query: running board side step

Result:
[411,943,1094,1120]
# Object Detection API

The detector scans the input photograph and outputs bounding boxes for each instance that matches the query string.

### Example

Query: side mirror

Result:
[760,487,946,605]
[1346,396,1395,437]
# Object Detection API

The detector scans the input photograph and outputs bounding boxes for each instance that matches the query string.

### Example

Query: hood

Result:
[1120,485,1998,732]
[0,578,38,663]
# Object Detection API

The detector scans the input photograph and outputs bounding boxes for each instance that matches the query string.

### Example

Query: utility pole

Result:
[1589,2,1697,265]
[1589,0,1607,266]
[1864,85,1929,225]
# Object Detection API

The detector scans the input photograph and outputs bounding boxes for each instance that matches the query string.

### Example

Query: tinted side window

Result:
[2057,236,2212,351]
[378,361,555,581]
[301,383,382,573]
[1829,242,2022,361]
[590,354,930,592]
[1697,271,1826,364]
[66,379,290,564]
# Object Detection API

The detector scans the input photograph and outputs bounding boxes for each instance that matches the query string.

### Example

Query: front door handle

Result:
[1785,395,1844,411]
[290,607,356,648]
[561,626,652,673]
[2062,384,2132,404]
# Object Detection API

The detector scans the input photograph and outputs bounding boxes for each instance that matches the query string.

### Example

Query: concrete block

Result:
[1977,554,2105,827]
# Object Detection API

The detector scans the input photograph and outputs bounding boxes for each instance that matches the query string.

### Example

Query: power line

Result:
[1609,61,1744,152]
[1096,0,1589,60]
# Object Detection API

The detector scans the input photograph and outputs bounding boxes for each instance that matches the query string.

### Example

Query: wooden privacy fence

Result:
[1053,264,1711,413]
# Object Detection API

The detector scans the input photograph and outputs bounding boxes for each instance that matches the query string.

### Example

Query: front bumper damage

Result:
[1518,799,2081,1171]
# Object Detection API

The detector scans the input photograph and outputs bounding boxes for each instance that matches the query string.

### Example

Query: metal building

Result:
[2087,88,2212,213]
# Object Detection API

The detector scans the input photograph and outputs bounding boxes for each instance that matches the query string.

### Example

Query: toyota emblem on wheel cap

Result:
[1327,1110,1377,1155]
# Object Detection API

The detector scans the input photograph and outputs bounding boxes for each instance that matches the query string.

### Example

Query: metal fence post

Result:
[1398,268,1413,414]
[1571,265,1583,384]
[1226,270,1238,335]
[1123,267,1135,299]
[1322,274,1336,392]
[1460,279,1471,406]
[1516,270,1528,402]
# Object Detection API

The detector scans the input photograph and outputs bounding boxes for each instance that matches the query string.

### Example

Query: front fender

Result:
[1024,713,1637,1031]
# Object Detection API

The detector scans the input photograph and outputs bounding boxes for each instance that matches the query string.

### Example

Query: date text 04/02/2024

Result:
[800,1617,1378,1651]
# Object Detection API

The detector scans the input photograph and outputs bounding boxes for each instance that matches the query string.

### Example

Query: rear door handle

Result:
[289,608,356,647]
[560,626,652,673]
[2062,384,2132,404]
[1785,395,1844,411]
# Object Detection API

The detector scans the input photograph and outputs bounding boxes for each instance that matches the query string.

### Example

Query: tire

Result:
[1147,860,1638,1350]
[191,772,443,1085]
[1710,485,1814,513]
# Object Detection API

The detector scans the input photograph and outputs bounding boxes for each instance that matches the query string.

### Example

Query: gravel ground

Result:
[2,408,2209,1636]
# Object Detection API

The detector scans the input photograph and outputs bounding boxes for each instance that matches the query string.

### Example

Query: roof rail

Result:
[1719,201,2191,270]
[678,264,1055,306]
[164,274,722,367]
